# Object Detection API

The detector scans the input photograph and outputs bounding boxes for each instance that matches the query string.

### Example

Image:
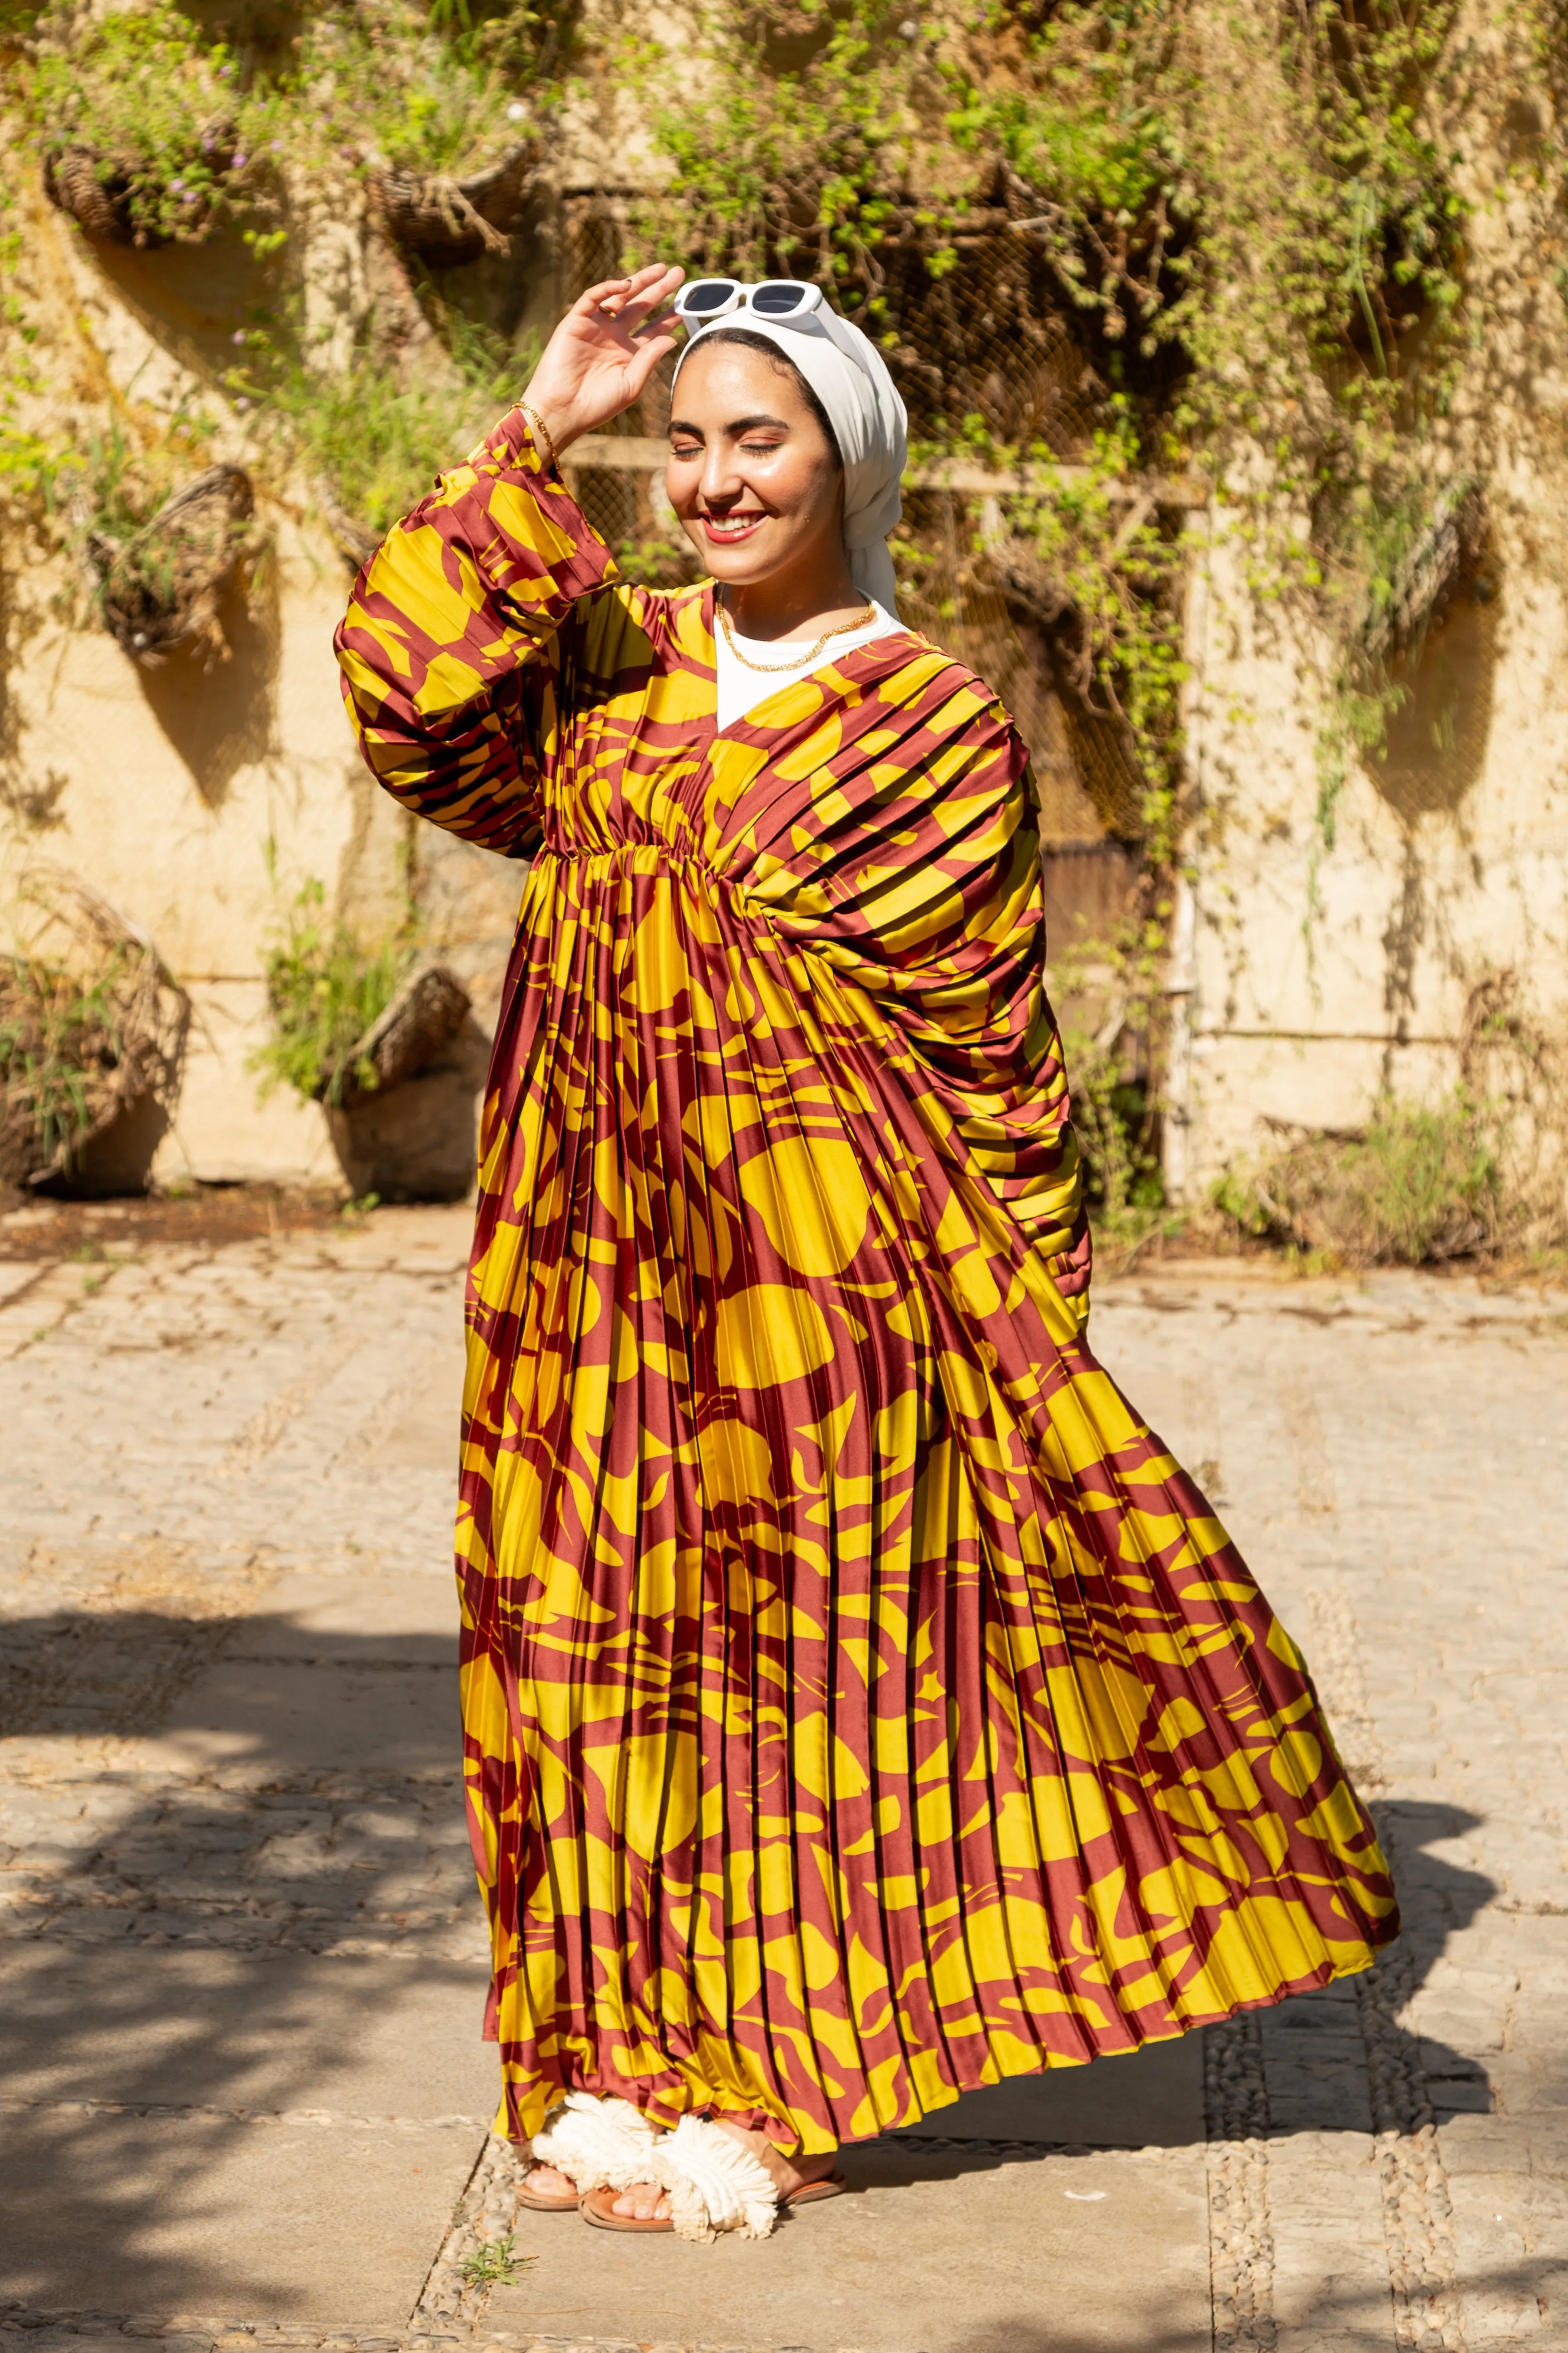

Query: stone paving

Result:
[1,1207,1564,2353]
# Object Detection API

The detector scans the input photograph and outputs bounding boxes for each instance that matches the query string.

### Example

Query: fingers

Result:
[577,263,684,323]
[626,328,680,397]
[620,278,685,339]
[576,275,636,315]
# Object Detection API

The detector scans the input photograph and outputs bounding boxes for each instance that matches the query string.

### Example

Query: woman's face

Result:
[665,341,844,590]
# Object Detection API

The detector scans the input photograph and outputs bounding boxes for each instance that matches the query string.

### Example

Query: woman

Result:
[335,265,1396,2242]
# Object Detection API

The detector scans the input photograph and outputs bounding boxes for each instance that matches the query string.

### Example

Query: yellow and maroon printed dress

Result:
[335,407,1396,2154]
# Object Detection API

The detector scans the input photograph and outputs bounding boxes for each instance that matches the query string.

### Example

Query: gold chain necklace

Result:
[715,590,877,674]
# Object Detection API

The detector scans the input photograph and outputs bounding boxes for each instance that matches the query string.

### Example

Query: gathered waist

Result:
[537,841,724,886]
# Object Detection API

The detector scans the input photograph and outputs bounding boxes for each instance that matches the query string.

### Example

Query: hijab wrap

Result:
[670,304,908,610]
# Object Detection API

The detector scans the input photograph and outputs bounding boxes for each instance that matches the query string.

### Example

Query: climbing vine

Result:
[2,0,1563,1233]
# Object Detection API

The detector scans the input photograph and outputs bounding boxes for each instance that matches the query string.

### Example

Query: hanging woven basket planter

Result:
[1354,483,1488,668]
[43,144,130,242]
[0,868,189,1191]
[370,140,537,265]
[328,961,472,1109]
[43,121,240,248]
[88,464,257,663]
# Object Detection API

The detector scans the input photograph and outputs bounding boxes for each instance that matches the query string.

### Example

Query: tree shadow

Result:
[0,1608,489,2322]
[0,1601,1499,2332]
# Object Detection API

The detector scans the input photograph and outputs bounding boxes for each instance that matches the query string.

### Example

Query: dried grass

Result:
[1210,973,1568,1269]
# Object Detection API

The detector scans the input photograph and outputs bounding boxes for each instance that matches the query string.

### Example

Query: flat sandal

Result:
[579,2173,846,2233]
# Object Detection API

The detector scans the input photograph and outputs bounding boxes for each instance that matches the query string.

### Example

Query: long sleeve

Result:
[334,406,619,854]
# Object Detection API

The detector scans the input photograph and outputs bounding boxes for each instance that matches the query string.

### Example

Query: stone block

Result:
[1441,2120,1535,2175]
[0,1943,495,2119]
[130,1656,461,1779]
[0,2107,487,2322]
[487,2146,1210,2353]
[1463,2290,1546,2340]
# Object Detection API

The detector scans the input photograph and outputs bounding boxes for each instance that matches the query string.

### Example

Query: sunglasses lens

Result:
[682,280,737,314]
[752,281,811,315]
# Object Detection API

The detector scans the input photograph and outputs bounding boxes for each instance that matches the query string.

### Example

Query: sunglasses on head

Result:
[673,279,825,323]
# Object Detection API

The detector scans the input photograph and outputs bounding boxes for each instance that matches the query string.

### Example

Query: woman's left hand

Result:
[520,264,685,457]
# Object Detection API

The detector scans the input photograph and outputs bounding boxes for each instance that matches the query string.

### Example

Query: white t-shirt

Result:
[715,599,901,732]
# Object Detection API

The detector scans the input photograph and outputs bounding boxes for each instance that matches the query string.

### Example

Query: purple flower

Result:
[170,176,184,190]
[235,395,250,411]
[230,151,248,169]
[182,190,197,204]
[270,139,282,151]
[233,329,246,345]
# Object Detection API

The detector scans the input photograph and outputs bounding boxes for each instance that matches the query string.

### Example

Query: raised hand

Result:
[520,264,685,457]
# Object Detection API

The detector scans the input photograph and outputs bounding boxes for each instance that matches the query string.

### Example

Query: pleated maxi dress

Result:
[335,406,1397,2155]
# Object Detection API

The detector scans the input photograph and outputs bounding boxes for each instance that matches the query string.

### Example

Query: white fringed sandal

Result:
[578,2113,845,2240]
[520,2090,662,2212]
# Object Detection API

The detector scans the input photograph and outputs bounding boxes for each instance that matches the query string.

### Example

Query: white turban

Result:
[670,304,908,609]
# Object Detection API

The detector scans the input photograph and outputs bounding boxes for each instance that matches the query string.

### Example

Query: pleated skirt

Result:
[457,850,1398,2153]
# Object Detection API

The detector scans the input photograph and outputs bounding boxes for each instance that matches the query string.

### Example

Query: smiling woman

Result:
[333,265,1398,2247]
[665,327,899,728]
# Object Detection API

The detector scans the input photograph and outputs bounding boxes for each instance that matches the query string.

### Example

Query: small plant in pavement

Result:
[459,2231,533,2287]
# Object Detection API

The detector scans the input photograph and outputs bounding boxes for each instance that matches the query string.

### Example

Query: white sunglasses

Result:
[673,279,825,324]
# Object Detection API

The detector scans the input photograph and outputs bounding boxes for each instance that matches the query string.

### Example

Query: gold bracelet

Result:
[517,399,560,474]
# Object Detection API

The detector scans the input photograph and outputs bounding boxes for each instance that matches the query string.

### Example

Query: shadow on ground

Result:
[0,1611,490,2322]
[0,1608,1500,2339]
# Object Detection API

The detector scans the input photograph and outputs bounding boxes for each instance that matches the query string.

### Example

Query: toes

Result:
[609,2179,669,2220]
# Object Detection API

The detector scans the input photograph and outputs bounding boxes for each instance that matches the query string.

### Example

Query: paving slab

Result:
[484,2144,1211,2353]
[885,2033,1203,2150]
[137,1657,460,1780]
[0,2105,485,2322]
[0,1947,494,2118]
[242,1570,459,1665]
[2,1223,1565,2351]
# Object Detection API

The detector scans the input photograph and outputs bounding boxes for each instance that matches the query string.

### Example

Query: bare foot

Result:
[525,2161,579,2201]
[711,2117,838,2198]
[609,2175,675,2220]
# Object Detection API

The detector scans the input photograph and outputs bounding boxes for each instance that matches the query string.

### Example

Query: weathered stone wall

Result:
[5,0,1568,1206]
[1166,46,1568,1201]
[0,168,528,1194]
